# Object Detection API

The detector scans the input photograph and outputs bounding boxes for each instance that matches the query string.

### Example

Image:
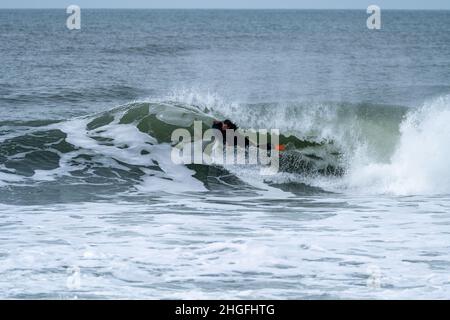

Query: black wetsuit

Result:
[212,121,271,150]
[212,121,249,147]
[211,121,225,142]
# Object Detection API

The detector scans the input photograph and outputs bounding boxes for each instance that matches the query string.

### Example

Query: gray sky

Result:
[1,0,449,10]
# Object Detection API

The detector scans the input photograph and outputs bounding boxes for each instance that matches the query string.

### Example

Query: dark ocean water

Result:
[1,9,450,299]
[2,9,450,118]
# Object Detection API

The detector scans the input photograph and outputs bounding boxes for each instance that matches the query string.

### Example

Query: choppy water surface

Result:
[2,195,450,299]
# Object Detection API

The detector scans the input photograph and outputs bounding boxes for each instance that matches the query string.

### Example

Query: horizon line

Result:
[1,7,450,11]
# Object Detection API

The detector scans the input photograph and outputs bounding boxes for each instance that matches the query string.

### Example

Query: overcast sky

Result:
[1,0,449,10]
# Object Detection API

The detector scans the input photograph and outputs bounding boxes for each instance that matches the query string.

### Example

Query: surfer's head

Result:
[223,119,237,130]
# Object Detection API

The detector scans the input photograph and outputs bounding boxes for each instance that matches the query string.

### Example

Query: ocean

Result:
[1,9,450,299]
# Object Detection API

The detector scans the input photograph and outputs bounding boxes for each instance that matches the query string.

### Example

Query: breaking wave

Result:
[1,90,449,197]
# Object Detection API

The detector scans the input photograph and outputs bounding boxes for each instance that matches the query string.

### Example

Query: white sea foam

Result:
[339,96,450,195]
[57,111,206,194]
[1,194,450,299]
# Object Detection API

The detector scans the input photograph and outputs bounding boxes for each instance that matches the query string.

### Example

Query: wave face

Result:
[1,93,450,199]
